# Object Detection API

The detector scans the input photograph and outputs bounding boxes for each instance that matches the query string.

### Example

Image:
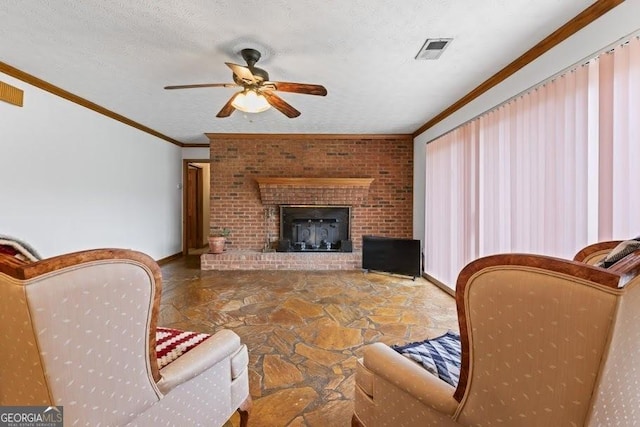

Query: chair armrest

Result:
[157,329,241,394]
[573,241,621,264]
[363,342,458,415]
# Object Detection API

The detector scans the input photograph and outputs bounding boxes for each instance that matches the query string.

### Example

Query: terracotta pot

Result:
[208,236,226,254]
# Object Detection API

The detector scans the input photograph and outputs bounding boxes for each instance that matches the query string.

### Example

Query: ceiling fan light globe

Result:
[231,90,271,113]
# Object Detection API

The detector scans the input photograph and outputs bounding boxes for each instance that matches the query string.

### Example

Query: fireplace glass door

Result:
[279,206,351,252]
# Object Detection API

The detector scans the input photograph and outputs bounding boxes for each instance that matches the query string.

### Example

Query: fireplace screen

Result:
[279,206,351,252]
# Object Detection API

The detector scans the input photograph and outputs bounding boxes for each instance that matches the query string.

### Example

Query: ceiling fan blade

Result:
[164,83,238,90]
[225,62,256,84]
[216,93,239,118]
[264,81,327,96]
[262,91,301,118]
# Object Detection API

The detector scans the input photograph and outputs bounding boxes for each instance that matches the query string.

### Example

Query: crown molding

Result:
[206,133,413,141]
[0,61,184,147]
[413,0,625,138]
[182,143,210,148]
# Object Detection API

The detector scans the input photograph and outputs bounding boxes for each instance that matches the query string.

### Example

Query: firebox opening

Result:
[278,205,352,252]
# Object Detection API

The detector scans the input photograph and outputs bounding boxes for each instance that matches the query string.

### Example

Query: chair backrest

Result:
[0,255,51,405]
[0,249,163,425]
[586,251,640,425]
[453,252,637,426]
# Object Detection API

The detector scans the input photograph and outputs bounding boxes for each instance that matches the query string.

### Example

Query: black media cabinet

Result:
[362,235,421,280]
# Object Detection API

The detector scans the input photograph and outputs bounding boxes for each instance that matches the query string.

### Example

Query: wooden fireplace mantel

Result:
[255,177,374,205]
[255,177,374,187]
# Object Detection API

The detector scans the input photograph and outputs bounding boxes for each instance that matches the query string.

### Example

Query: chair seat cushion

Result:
[392,331,461,387]
[156,327,211,369]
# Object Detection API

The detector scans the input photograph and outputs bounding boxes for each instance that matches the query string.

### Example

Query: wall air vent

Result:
[415,38,453,60]
[0,81,24,106]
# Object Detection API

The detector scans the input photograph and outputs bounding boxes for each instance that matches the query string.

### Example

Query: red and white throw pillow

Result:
[156,327,211,369]
[0,235,41,262]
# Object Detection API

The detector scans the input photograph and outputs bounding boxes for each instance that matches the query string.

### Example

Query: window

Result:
[425,36,640,288]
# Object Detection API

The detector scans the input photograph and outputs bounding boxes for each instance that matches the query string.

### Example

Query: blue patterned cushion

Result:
[392,331,461,387]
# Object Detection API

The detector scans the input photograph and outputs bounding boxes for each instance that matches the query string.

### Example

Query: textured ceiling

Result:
[0,0,595,144]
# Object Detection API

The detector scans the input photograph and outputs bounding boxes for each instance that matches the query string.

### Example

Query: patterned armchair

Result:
[353,241,640,426]
[0,248,250,426]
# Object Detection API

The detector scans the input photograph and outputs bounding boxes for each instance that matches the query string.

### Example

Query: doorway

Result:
[183,160,211,255]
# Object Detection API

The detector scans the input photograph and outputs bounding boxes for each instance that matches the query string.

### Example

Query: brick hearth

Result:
[201,250,362,270]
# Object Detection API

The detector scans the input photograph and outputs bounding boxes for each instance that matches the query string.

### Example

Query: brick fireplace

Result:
[201,134,413,270]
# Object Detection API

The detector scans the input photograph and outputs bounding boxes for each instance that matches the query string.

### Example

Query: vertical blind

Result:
[424,36,640,289]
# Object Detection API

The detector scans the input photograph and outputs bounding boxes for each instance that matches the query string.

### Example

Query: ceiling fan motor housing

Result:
[233,68,268,85]
[234,48,269,84]
[240,48,262,67]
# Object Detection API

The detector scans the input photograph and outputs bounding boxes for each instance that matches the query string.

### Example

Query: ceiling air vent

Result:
[415,38,453,60]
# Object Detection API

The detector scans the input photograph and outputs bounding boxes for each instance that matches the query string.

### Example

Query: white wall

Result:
[0,71,183,260]
[413,0,640,244]
[182,146,209,159]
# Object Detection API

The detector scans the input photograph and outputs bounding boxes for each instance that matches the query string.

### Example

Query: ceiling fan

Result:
[164,48,327,118]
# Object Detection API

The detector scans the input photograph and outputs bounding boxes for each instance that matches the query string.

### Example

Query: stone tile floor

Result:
[159,255,458,427]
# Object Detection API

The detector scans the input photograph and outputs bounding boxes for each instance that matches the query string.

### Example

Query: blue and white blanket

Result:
[392,331,461,387]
